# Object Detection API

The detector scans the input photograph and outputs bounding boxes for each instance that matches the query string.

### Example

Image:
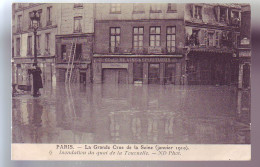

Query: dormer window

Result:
[220,7,227,22]
[194,6,202,19]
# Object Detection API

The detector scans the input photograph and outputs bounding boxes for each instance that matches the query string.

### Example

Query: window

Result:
[133,27,144,50]
[74,16,82,33]
[27,36,32,56]
[188,29,199,46]
[37,9,42,27]
[61,45,66,61]
[110,4,121,13]
[17,15,22,32]
[208,32,214,47]
[215,32,220,47]
[45,33,50,53]
[36,35,41,54]
[167,3,177,12]
[46,6,52,26]
[194,6,202,19]
[110,27,120,53]
[220,7,227,22]
[150,4,162,13]
[150,27,161,47]
[74,3,83,8]
[133,3,145,13]
[203,30,208,47]
[18,3,23,9]
[166,27,176,53]
[16,38,20,56]
[75,44,82,60]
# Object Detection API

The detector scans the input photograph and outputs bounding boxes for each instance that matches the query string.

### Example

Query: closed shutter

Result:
[199,29,206,46]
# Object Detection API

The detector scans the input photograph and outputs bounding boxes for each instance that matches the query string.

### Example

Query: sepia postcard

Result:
[11,2,251,160]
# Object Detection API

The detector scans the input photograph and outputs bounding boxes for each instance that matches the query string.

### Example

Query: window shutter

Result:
[199,29,205,46]
[190,4,194,18]
[214,6,219,22]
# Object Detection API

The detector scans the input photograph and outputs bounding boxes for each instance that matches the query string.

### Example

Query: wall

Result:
[95,3,184,21]
[60,3,94,34]
[94,20,185,54]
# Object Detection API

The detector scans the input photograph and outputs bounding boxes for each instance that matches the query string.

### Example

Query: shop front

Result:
[186,50,234,85]
[93,55,184,85]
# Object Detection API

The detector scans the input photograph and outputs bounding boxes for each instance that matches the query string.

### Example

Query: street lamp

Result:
[29,10,43,97]
[30,10,40,66]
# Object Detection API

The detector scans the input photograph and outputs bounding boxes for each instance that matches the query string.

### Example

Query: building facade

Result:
[55,3,94,84]
[238,4,251,89]
[93,3,186,85]
[12,3,248,86]
[184,4,242,85]
[12,3,59,85]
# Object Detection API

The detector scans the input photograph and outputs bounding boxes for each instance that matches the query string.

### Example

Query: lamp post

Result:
[30,10,40,66]
[29,10,43,97]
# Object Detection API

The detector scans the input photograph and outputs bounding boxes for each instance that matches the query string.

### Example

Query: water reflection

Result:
[12,83,250,144]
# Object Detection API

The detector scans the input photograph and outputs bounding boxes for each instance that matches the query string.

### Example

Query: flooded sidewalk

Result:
[12,83,250,144]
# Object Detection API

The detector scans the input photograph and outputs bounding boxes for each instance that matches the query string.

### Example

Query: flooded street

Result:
[12,83,250,144]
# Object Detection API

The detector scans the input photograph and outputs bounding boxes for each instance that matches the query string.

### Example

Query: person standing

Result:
[29,64,43,97]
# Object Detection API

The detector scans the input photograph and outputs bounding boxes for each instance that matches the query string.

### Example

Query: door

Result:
[148,64,160,84]
[103,69,128,84]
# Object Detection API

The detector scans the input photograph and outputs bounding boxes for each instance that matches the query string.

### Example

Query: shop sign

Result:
[94,57,178,63]
[102,63,128,69]
[239,50,251,57]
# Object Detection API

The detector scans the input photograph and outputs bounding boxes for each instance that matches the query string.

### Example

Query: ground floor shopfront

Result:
[93,55,185,85]
[12,56,56,87]
[186,50,238,85]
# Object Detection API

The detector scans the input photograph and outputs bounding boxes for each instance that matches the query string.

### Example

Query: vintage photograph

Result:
[12,3,251,145]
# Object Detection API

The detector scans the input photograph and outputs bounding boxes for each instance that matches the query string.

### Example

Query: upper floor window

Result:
[166,27,176,53]
[36,35,41,54]
[110,4,121,14]
[45,33,50,53]
[16,38,21,56]
[46,6,52,26]
[208,32,214,47]
[74,16,82,33]
[133,3,145,14]
[220,7,227,22]
[17,15,22,32]
[150,27,161,47]
[215,32,220,47]
[27,36,32,56]
[133,27,144,50]
[74,3,83,8]
[18,3,23,9]
[194,5,202,19]
[150,4,162,13]
[167,3,177,12]
[110,27,121,53]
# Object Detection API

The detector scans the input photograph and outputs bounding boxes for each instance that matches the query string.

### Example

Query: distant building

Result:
[55,3,94,84]
[93,3,243,85]
[12,3,59,85]
[184,3,242,85]
[238,4,251,89]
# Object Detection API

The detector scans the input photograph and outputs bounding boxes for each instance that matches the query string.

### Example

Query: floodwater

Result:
[12,83,250,144]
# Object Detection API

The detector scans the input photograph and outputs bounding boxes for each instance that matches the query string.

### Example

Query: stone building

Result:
[93,3,243,85]
[12,3,59,86]
[55,3,94,84]
[93,3,186,85]
[184,4,242,85]
[238,4,251,89]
